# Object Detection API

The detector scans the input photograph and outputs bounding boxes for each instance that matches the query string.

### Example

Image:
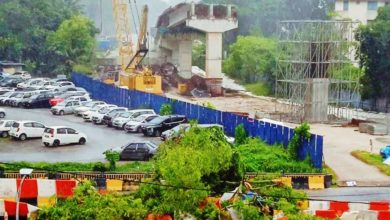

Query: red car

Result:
[49,97,65,106]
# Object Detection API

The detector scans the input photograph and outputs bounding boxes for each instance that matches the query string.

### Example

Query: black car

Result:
[23,93,54,108]
[116,141,158,161]
[141,115,188,137]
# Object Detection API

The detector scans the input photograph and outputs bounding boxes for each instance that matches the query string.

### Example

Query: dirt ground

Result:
[166,91,390,185]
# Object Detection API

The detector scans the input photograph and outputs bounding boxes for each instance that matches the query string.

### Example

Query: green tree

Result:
[0,0,81,75]
[47,15,98,75]
[223,36,277,86]
[140,125,241,216]
[356,5,390,104]
[192,40,206,70]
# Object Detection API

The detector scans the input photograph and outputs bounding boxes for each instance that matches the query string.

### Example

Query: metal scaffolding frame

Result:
[275,20,360,123]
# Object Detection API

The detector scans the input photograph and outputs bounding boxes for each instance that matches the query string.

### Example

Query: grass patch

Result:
[2,161,154,173]
[237,138,322,173]
[351,150,390,176]
[244,82,271,96]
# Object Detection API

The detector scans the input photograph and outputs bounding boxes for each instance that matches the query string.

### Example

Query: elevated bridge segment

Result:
[153,2,238,79]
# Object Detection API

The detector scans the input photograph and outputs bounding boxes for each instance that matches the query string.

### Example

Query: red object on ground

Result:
[156,215,173,220]
[16,179,38,199]
[378,211,390,220]
[329,201,349,215]
[4,200,29,216]
[315,210,337,219]
[55,180,76,198]
[369,201,389,211]
[49,98,64,106]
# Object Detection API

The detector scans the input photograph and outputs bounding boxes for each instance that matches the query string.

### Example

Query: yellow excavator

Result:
[107,0,162,94]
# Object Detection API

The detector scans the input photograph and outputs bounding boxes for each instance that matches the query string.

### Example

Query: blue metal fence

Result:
[72,73,323,168]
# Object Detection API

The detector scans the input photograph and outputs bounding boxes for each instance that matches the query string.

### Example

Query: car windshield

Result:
[23,93,32,98]
[119,112,132,118]
[10,93,20,98]
[12,122,19,128]
[0,92,13,97]
[0,121,4,126]
[56,102,66,106]
[30,95,39,99]
[133,115,147,122]
[99,108,110,114]
[149,116,167,124]
[82,102,93,107]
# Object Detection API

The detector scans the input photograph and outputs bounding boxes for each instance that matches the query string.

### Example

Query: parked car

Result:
[49,91,89,106]
[13,71,31,80]
[92,106,125,125]
[82,104,114,122]
[17,78,48,89]
[0,91,16,105]
[123,114,159,132]
[52,81,75,92]
[0,108,5,118]
[0,77,24,87]
[42,126,87,147]
[141,115,188,137]
[102,107,132,126]
[50,100,82,115]
[9,91,38,107]
[111,109,156,129]
[74,101,106,116]
[114,141,158,161]
[9,121,46,140]
[1,91,21,105]
[23,93,54,108]
[0,120,16,137]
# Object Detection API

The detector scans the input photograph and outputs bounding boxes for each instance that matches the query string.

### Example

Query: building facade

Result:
[335,0,390,24]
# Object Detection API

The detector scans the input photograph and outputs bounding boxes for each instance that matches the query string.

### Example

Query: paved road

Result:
[310,124,390,186]
[307,187,390,202]
[0,107,161,162]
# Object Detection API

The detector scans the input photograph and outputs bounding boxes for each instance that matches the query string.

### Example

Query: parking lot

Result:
[0,106,161,162]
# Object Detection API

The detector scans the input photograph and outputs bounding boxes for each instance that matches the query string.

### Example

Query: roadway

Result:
[0,106,161,162]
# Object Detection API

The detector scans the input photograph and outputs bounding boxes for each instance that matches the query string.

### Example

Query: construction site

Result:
[97,1,369,125]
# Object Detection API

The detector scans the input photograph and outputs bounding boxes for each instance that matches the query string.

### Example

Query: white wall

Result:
[335,0,388,24]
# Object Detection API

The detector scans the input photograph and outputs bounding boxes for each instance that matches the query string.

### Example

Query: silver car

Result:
[51,100,82,115]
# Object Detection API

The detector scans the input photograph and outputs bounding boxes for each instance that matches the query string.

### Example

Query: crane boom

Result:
[112,0,133,71]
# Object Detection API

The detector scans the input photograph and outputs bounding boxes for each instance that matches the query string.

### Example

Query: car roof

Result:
[129,109,154,112]
[17,120,39,123]
[46,126,71,129]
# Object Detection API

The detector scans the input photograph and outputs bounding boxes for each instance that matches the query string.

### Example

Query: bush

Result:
[72,64,94,75]
[235,124,248,145]
[103,149,120,171]
[159,104,172,116]
[237,139,319,173]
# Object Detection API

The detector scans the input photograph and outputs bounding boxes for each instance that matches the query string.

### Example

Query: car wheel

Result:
[59,110,64,116]
[43,142,50,147]
[122,124,126,130]
[53,140,60,147]
[79,137,86,145]
[18,103,23,108]
[1,131,8,138]
[137,127,142,133]
[19,134,27,141]
[0,112,5,118]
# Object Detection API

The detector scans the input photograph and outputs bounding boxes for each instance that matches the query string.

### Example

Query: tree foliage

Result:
[139,125,241,216]
[223,36,277,85]
[192,40,206,70]
[37,182,148,220]
[356,5,390,102]
[0,0,84,75]
[47,15,98,75]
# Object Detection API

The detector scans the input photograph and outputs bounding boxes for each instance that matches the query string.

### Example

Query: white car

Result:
[113,109,157,129]
[52,81,75,92]
[74,101,106,116]
[82,104,115,121]
[123,114,159,132]
[0,120,15,137]
[9,121,46,140]
[17,78,48,89]
[42,126,87,147]
[91,106,123,124]
[13,71,31,80]
[0,108,5,118]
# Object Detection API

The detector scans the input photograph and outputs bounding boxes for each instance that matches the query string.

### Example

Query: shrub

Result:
[159,103,172,116]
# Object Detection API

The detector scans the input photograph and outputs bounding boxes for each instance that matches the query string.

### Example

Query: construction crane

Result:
[109,0,162,94]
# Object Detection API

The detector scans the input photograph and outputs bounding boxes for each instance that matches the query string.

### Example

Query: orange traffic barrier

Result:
[329,201,349,216]
[315,210,337,219]
[369,201,389,211]
[378,211,390,220]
